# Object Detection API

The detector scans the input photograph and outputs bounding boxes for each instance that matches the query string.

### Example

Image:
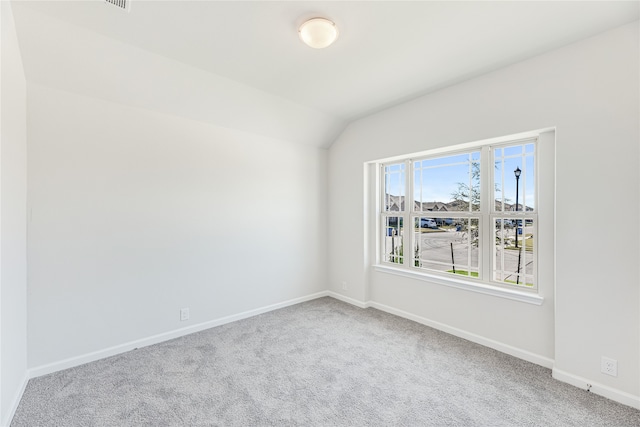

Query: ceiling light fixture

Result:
[298,18,338,49]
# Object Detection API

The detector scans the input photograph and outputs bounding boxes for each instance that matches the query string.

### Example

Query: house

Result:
[1,1,638,424]
[420,202,449,212]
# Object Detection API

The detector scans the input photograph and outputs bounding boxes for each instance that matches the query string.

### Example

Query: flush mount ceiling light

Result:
[298,18,339,49]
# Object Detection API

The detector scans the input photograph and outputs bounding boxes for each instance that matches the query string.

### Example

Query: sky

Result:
[385,143,535,210]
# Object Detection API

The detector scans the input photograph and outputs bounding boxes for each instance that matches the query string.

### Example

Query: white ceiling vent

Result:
[105,0,131,12]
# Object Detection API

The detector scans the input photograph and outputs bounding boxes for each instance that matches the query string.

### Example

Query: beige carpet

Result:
[12,297,640,426]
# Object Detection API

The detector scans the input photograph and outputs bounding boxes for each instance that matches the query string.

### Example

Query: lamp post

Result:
[514,167,521,248]
[514,166,521,284]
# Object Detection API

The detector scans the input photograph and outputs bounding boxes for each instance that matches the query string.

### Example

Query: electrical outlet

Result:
[180,307,190,321]
[601,356,617,377]
[341,281,348,291]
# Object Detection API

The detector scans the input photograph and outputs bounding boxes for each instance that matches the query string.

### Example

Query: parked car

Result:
[420,218,438,229]
[435,218,454,226]
[495,219,514,227]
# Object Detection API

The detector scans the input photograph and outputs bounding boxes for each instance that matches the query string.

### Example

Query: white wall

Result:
[0,1,28,425]
[27,83,328,369]
[328,21,639,404]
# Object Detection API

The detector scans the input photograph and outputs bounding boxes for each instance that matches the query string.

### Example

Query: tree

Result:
[450,161,481,210]
[450,161,506,210]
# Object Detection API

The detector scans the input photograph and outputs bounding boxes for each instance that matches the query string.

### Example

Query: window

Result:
[380,138,537,291]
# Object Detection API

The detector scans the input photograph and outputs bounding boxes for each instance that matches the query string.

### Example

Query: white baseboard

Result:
[552,368,640,410]
[326,291,369,308]
[366,301,554,368]
[330,295,640,411]
[327,294,554,369]
[1,373,29,427]
[29,291,329,379]
[21,290,640,418]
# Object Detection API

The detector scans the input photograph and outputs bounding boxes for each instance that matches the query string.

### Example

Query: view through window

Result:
[380,139,537,290]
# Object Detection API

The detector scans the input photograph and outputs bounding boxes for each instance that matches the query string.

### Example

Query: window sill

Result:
[373,265,544,306]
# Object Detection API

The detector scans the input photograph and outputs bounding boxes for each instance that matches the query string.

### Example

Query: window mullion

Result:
[380,164,385,264]
[405,158,413,268]
[481,146,492,282]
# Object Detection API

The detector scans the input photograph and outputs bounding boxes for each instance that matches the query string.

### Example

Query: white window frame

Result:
[490,141,537,288]
[375,132,551,305]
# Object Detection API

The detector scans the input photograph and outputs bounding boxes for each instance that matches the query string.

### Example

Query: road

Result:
[384,227,534,285]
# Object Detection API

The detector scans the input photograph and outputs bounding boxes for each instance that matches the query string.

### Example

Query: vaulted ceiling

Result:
[11,1,639,147]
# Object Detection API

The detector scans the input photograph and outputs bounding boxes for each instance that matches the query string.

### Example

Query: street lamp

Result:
[514,167,521,248]
[514,166,521,284]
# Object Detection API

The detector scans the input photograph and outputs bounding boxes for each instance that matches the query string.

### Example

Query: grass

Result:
[447,270,533,287]
[505,234,534,251]
[504,279,534,287]
[418,227,445,233]
[446,269,479,278]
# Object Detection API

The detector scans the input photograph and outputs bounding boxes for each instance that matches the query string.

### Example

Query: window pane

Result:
[504,145,522,156]
[383,216,404,264]
[384,163,405,212]
[494,218,535,287]
[414,217,479,277]
[494,143,535,212]
[414,152,480,213]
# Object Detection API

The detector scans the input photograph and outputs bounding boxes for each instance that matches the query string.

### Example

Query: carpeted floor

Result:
[11,297,640,426]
